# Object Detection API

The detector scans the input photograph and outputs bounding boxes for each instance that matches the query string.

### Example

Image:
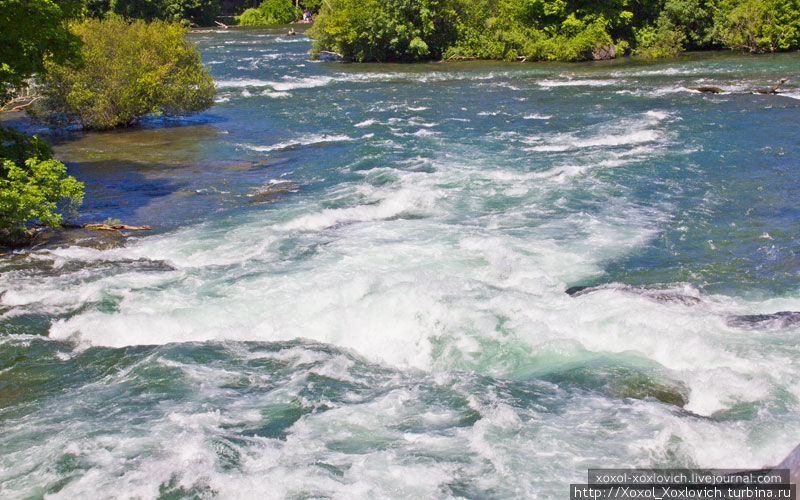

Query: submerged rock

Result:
[566,283,702,306]
[541,357,689,407]
[592,44,616,61]
[247,181,302,204]
[29,227,126,251]
[726,311,800,329]
[687,86,723,94]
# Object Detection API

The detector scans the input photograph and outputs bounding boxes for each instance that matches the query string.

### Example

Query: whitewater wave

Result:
[235,134,356,152]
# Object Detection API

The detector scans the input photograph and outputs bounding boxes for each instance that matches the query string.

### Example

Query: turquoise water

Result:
[1,28,799,498]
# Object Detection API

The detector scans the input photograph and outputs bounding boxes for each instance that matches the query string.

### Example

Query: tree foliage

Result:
[108,0,220,26]
[0,0,83,102]
[33,18,215,130]
[238,0,298,26]
[0,127,83,235]
[0,158,84,233]
[309,0,461,61]
[713,0,800,52]
[308,0,800,61]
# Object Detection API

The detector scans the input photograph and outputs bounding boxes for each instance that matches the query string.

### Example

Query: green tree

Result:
[33,18,215,130]
[0,158,84,235]
[109,0,220,26]
[0,0,83,102]
[309,0,460,61]
[713,0,800,52]
[238,0,298,25]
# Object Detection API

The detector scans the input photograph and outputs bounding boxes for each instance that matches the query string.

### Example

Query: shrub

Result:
[237,0,298,26]
[0,126,54,166]
[0,158,84,235]
[713,0,800,52]
[33,18,215,130]
[309,0,460,61]
[634,16,687,58]
[0,0,83,102]
[107,0,220,26]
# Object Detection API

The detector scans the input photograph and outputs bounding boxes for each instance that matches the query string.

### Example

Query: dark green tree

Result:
[0,0,83,102]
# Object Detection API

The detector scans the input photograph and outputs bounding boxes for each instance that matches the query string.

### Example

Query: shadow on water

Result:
[66,159,188,228]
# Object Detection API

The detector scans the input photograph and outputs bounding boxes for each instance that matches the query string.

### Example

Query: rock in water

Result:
[541,357,689,407]
[775,443,800,483]
[726,311,800,329]
[592,44,616,61]
[565,283,702,306]
[687,86,723,94]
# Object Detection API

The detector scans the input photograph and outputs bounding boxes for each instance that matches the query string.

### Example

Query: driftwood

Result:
[319,50,344,58]
[0,95,40,112]
[83,223,152,231]
[687,85,723,94]
[443,54,476,62]
[686,78,789,96]
[214,20,229,28]
[755,77,788,94]
[63,223,152,231]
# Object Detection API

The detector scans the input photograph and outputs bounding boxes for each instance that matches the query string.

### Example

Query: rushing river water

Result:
[1,28,800,498]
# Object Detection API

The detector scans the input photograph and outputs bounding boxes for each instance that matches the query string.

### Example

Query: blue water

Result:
[1,28,799,498]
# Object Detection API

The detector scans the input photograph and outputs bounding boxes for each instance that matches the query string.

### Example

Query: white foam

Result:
[538,79,618,88]
[236,134,355,152]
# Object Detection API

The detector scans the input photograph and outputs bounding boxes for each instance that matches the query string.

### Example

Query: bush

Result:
[0,0,83,102]
[0,158,84,234]
[106,0,220,26]
[634,16,687,58]
[237,0,298,26]
[0,126,54,166]
[309,0,460,61]
[713,0,800,52]
[33,18,215,130]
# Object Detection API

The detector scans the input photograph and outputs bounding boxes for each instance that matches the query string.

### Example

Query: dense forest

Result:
[307,0,800,61]
[73,0,800,62]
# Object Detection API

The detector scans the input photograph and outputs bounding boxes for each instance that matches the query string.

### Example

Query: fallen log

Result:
[214,20,229,28]
[319,50,344,59]
[755,77,788,94]
[82,223,152,231]
[686,85,722,94]
[63,223,152,231]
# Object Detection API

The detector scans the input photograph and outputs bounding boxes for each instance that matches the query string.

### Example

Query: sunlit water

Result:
[1,28,799,498]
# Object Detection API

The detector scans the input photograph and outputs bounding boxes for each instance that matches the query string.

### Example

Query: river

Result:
[1,28,799,498]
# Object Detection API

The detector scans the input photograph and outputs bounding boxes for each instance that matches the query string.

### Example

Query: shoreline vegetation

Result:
[0,2,214,247]
[306,0,800,62]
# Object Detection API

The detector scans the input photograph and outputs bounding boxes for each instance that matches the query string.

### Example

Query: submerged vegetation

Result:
[309,0,800,62]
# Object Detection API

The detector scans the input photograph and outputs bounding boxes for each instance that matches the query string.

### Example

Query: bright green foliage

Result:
[33,18,215,130]
[309,0,460,61]
[0,0,83,102]
[310,0,617,62]
[660,0,714,48]
[634,16,687,57]
[713,0,800,52]
[307,0,800,61]
[0,158,84,232]
[238,0,299,26]
[0,126,54,166]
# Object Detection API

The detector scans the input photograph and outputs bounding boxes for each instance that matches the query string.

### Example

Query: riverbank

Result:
[1,29,799,497]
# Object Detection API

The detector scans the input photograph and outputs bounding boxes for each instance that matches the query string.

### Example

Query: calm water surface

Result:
[1,28,799,498]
